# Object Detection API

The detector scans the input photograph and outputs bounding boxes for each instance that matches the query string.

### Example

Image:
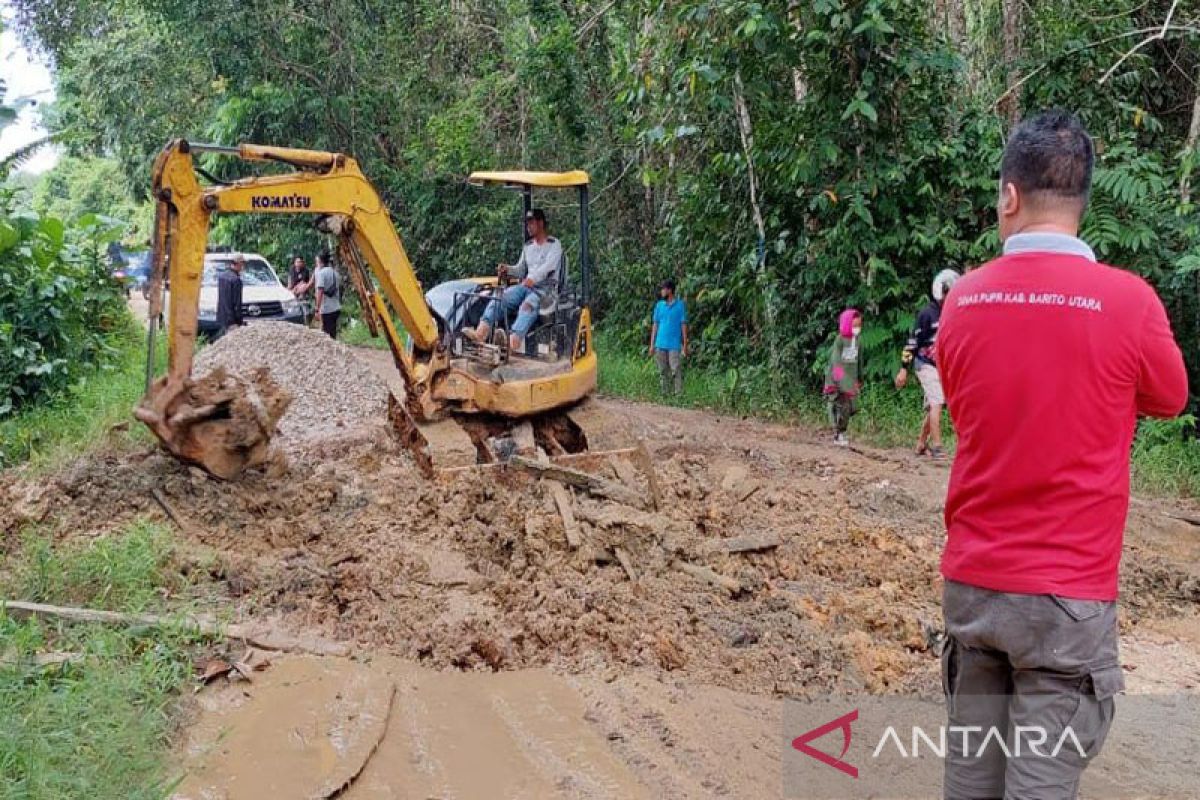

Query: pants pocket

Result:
[1054,665,1122,769]
[1083,665,1123,757]
[1051,595,1108,622]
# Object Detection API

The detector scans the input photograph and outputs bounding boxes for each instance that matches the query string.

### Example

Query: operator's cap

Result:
[526,208,548,224]
[660,279,676,292]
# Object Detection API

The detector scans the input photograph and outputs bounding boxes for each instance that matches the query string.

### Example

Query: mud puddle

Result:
[174,654,648,800]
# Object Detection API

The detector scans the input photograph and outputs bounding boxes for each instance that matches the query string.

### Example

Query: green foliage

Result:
[1132,414,1200,497]
[0,521,199,800]
[0,325,158,470]
[29,157,153,240]
[9,0,1197,405]
[13,520,177,612]
[0,195,131,416]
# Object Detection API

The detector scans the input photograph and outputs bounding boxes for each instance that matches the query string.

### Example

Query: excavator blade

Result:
[135,367,291,480]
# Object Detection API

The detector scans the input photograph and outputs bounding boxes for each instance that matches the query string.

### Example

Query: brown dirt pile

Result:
[1,429,948,696]
[4,395,1197,700]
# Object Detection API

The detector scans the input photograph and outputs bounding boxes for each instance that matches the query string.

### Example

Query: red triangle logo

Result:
[791,708,859,779]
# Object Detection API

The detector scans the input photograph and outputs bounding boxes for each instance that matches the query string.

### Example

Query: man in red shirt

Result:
[937,110,1188,798]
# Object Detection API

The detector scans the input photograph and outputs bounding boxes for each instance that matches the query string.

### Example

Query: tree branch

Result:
[994,27,1159,108]
[576,0,618,41]
[1098,0,1182,84]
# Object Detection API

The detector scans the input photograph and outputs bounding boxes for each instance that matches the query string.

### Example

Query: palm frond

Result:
[0,133,59,176]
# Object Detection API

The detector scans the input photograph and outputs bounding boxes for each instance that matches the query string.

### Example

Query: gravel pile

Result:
[195,322,390,445]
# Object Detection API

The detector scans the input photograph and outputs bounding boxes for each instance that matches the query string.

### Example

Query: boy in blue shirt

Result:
[649,279,688,395]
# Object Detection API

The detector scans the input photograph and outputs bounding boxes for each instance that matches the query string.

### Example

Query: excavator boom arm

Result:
[139,139,445,478]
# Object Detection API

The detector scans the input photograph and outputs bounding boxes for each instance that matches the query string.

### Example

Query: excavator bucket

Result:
[135,367,291,480]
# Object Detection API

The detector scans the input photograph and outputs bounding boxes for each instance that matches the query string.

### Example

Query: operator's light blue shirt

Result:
[653,298,688,351]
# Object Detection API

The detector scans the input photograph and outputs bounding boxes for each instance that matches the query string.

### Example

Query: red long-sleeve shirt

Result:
[939,241,1189,600]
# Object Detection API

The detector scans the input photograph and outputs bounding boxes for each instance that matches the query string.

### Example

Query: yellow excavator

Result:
[136,139,603,478]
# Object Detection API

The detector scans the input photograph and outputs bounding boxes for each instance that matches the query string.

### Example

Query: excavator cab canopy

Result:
[467,170,589,188]
[466,169,592,305]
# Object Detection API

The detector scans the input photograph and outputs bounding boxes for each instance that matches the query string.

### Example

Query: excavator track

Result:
[390,397,633,476]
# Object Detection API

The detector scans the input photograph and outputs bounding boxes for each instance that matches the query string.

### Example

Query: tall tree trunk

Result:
[1181,76,1200,204]
[787,1,807,103]
[1186,75,1200,324]
[732,70,778,371]
[932,0,966,51]
[998,0,1023,128]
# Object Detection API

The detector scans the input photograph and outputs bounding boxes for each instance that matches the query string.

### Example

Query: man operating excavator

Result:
[465,208,562,352]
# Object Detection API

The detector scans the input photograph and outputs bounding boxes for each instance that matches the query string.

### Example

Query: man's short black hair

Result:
[660,279,676,293]
[526,208,548,225]
[1000,110,1094,209]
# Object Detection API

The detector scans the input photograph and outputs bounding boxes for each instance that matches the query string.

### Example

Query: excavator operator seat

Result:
[537,252,570,318]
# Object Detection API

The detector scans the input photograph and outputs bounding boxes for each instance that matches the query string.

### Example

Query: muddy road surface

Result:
[3,327,1198,798]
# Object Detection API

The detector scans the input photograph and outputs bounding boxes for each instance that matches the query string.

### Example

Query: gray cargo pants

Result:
[655,348,682,395]
[942,580,1124,800]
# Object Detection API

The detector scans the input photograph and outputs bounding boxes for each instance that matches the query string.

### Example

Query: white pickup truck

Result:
[189,252,308,337]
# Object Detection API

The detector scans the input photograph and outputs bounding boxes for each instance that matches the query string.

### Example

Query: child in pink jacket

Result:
[823,308,863,446]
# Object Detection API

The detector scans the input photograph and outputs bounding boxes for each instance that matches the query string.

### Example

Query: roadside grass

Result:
[596,331,945,450]
[339,317,390,350]
[0,322,163,472]
[597,333,1197,499]
[12,520,180,612]
[1132,415,1200,498]
[0,520,203,799]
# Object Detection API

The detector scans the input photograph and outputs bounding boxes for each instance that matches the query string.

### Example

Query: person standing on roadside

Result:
[214,254,245,340]
[937,110,1188,800]
[823,308,863,447]
[312,251,342,339]
[649,279,688,396]
[895,269,959,459]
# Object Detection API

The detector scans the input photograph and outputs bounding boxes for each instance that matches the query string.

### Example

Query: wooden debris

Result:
[435,447,638,475]
[198,659,234,683]
[672,560,742,595]
[632,441,662,511]
[33,651,82,668]
[0,651,82,669]
[549,483,584,549]
[574,503,660,533]
[512,421,537,455]
[613,547,638,582]
[230,648,256,682]
[2,600,351,657]
[508,455,646,508]
[609,456,641,492]
[700,532,783,555]
[738,481,762,502]
[151,488,195,534]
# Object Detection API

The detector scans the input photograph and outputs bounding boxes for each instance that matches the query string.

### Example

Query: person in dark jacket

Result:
[215,255,245,339]
[894,269,959,458]
[287,255,312,297]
